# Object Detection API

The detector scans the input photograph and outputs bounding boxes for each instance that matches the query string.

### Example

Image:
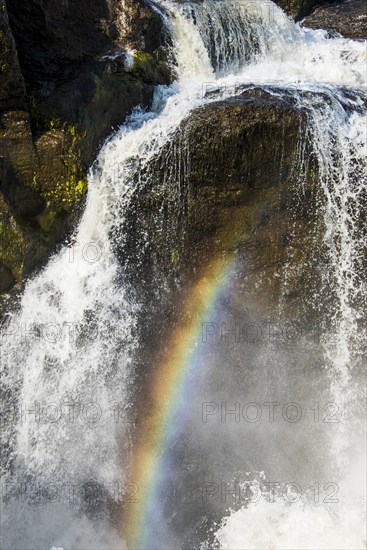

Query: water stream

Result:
[1,1,366,548]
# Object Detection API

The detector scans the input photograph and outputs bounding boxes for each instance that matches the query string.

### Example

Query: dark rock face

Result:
[119,90,326,442]
[0,261,15,292]
[0,1,25,111]
[273,0,318,20]
[0,0,170,299]
[121,88,321,323]
[302,0,367,39]
[274,0,367,38]
[6,0,165,90]
[5,0,171,166]
[120,89,331,547]
[0,107,86,292]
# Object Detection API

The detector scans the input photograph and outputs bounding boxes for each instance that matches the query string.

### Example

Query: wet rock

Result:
[274,0,367,35]
[0,0,171,299]
[273,0,319,20]
[5,0,171,166]
[0,0,25,111]
[0,261,15,292]
[0,193,27,290]
[120,88,331,547]
[5,0,166,89]
[121,87,321,323]
[302,0,367,39]
[37,68,161,166]
[0,103,86,293]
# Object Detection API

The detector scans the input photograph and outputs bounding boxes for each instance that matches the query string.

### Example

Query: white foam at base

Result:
[214,498,367,550]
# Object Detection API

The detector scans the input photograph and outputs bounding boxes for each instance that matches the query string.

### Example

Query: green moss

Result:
[171,248,180,265]
[44,174,88,206]
[130,50,171,84]
[30,119,88,213]
[37,210,56,232]
[67,125,77,137]
[32,172,38,189]
[133,51,154,63]
[75,179,87,195]
[0,217,27,277]
[0,62,9,73]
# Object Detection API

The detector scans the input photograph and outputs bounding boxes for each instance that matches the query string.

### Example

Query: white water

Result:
[213,497,366,549]
[1,0,366,548]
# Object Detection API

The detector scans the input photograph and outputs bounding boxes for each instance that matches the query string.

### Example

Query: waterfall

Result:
[1,0,366,548]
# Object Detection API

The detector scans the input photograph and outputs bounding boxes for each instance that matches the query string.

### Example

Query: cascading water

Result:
[1,0,366,549]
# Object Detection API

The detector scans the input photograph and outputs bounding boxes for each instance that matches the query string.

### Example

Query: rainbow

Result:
[123,253,238,548]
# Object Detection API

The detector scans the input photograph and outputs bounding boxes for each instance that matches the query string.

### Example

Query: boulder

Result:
[273,0,318,20]
[119,88,340,548]
[302,0,367,39]
[120,87,321,324]
[273,0,367,37]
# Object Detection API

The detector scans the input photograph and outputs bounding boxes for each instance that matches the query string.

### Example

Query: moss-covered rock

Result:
[0,261,15,292]
[0,108,87,295]
[0,0,172,299]
[0,193,27,281]
[130,50,172,84]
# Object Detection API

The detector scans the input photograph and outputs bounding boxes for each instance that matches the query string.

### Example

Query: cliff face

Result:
[0,0,170,298]
[6,0,165,89]
[119,88,323,331]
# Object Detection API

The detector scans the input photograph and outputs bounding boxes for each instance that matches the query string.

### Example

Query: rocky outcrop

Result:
[5,0,171,163]
[302,0,367,39]
[0,0,171,299]
[120,88,322,325]
[273,0,318,20]
[120,88,332,547]
[274,0,367,38]
[6,0,166,90]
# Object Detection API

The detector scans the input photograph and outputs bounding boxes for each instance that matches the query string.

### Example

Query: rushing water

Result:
[0,0,366,548]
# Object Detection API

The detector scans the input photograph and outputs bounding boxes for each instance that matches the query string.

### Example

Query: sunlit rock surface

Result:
[302,0,367,39]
